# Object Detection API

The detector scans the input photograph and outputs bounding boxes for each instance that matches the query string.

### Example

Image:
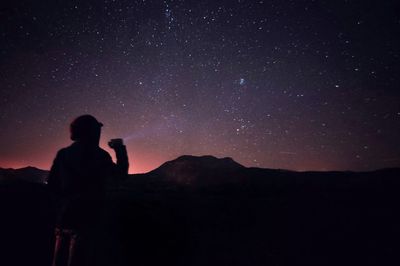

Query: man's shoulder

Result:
[55,144,112,161]
[55,143,82,157]
[97,147,112,159]
[55,146,69,156]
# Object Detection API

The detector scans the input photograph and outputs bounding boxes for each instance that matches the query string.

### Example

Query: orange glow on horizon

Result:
[0,150,168,174]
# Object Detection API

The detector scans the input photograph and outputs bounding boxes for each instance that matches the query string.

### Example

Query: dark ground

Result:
[1,167,399,266]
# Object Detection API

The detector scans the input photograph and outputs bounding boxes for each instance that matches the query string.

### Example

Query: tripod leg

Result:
[67,231,79,266]
[52,228,63,266]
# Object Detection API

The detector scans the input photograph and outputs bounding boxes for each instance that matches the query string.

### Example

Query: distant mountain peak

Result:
[18,166,43,171]
[162,155,244,169]
[149,155,245,185]
[0,166,48,184]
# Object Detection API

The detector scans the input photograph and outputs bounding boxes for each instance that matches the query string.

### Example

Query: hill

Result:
[0,166,48,184]
[2,156,400,265]
[147,155,245,185]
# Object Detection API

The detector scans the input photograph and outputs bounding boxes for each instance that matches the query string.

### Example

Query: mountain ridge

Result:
[2,155,400,185]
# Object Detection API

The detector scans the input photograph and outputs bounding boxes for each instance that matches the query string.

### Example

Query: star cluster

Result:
[1,0,399,173]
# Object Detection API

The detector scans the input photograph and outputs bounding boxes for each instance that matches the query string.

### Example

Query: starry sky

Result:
[1,0,400,173]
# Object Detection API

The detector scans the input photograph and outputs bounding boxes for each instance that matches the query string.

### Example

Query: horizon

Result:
[1,153,399,175]
[1,1,400,173]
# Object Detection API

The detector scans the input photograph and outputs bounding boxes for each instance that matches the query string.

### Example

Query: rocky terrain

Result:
[1,156,399,266]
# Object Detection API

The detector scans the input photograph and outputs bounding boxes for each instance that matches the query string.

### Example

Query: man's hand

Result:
[108,138,129,176]
[108,138,124,150]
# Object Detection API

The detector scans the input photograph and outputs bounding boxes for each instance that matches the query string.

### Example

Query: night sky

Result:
[1,0,399,173]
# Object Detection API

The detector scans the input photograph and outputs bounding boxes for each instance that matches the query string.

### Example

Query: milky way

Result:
[1,0,399,173]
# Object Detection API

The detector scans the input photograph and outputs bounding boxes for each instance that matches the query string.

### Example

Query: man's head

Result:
[70,115,103,145]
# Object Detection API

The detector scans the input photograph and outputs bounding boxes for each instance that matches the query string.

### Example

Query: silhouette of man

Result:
[47,115,129,266]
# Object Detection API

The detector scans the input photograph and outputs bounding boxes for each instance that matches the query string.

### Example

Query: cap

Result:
[70,115,103,141]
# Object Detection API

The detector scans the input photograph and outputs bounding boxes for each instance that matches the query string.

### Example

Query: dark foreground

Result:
[1,167,399,266]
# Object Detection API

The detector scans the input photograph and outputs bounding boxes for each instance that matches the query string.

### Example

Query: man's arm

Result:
[114,144,129,177]
[103,145,129,187]
[47,151,62,194]
[107,139,129,179]
[46,150,66,211]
